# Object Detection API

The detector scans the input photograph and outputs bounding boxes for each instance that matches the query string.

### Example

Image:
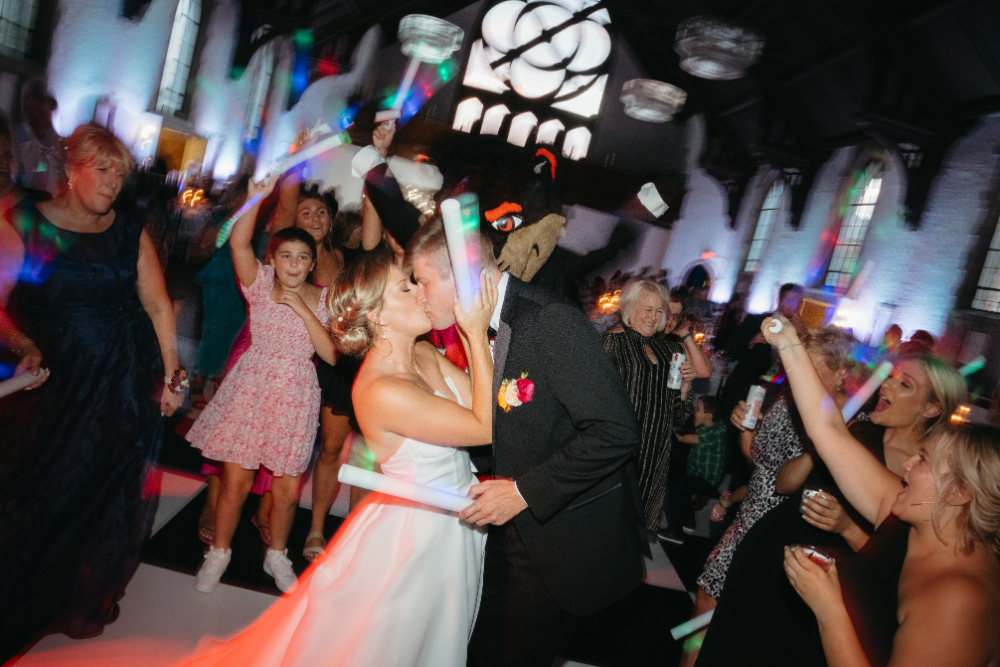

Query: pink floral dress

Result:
[187,262,329,476]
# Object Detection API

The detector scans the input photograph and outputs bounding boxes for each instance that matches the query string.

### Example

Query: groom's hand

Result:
[459,479,527,526]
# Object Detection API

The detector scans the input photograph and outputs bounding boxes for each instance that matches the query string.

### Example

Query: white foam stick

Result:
[670,609,715,640]
[266,131,347,179]
[0,368,45,399]
[769,319,783,333]
[440,198,480,312]
[842,360,894,422]
[338,464,473,512]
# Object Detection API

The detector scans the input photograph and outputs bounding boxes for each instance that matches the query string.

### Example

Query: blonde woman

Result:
[765,314,1000,667]
[0,124,181,658]
[177,249,496,667]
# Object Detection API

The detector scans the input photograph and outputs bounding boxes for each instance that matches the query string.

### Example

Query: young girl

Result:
[187,177,336,593]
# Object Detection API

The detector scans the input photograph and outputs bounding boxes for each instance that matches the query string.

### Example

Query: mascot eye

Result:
[492,215,523,233]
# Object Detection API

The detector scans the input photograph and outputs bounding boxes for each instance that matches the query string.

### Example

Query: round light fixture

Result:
[674,16,764,81]
[398,14,464,64]
[620,79,687,122]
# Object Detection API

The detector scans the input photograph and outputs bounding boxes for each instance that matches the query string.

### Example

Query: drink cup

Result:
[742,384,766,429]
[667,353,685,390]
[789,544,834,571]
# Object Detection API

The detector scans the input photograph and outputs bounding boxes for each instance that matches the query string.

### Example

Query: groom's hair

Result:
[405,217,499,279]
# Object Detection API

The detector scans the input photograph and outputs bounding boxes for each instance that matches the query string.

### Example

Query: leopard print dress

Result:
[696,395,805,599]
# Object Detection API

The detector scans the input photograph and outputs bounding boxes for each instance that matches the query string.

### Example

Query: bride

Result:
[177,247,497,667]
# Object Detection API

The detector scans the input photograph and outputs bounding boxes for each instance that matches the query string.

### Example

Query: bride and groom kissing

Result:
[177,220,647,667]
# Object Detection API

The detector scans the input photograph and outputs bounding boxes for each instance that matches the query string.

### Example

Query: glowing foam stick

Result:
[670,610,714,640]
[959,355,985,377]
[441,194,482,312]
[215,193,263,248]
[842,360,894,422]
[216,130,349,248]
[337,464,473,512]
[266,130,348,179]
[0,368,46,399]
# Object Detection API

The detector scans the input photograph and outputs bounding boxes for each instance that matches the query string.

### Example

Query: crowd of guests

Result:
[0,87,998,667]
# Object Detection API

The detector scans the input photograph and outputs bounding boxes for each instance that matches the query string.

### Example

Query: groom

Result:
[406,221,647,667]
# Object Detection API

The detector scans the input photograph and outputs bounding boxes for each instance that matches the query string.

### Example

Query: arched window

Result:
[971,213,1000,312]
[155,0,202,115]
[0,0,39,58]
[244,31,275,143]
[743,178,784,273]
[825,163,881,290]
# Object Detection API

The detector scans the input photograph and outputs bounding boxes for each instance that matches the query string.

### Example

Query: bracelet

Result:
[680,332,692,342]
[165,368,190,395]
[778,343,802,352]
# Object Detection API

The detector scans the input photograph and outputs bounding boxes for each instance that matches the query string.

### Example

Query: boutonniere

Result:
[498,373,535,413]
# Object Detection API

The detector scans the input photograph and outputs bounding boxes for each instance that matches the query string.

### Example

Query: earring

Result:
[380,316,388,339]
[69,181,74,190]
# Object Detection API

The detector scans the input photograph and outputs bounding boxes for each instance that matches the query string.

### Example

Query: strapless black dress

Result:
[0,199,163,658]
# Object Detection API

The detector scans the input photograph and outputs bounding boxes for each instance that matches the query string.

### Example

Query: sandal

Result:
[198,522,215,545]
[303,532,326,562]
[251,516,272,546]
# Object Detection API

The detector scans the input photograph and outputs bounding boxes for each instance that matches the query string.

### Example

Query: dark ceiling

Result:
[242,0,1000,225]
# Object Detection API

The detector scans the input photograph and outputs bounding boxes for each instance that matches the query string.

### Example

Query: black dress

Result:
[0,200,164,657]
[601,327,692,530]
[696,417,897,667]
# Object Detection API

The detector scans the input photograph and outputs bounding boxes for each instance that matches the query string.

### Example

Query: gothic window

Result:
[244,32,275,142]
[824,163,882,291]
[155,0,202,115]
[971,212,1000,313]
[743,179,784,273]
[0,0,38,59]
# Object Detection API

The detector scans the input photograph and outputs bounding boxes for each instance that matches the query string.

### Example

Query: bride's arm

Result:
[357,274,496,447]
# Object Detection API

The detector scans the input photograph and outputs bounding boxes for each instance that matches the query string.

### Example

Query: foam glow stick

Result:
[959,355,985,377]
[216,130,349,248]
[440,193,482,312]
[0,368,46,399]
[337,464,473,512]
[842,360,894,422]
[670,610,714,640]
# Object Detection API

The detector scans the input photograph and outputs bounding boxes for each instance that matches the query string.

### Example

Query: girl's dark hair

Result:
[268,227,317,260]
[331,210,362,248]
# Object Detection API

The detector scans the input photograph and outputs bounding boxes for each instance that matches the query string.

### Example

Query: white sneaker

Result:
[195,546,232,593]
[264,548,298,592]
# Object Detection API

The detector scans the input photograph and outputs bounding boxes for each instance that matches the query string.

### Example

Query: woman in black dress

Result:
[0,124,182,659]
[601,279,710,531]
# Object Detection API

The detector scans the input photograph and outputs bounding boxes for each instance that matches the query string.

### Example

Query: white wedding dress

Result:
[176,378,487,667]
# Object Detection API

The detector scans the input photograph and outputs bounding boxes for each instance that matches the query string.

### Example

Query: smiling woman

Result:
[602,279,698,531]
[0,123,181,658]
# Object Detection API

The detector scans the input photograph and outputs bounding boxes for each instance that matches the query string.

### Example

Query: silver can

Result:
[667,353,686,390]
[742,384,766,429]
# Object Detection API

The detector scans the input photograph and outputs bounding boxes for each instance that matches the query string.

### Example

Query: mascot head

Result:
[435,135,565,282]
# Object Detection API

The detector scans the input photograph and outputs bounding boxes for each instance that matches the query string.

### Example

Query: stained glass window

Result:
[825,164,881,291]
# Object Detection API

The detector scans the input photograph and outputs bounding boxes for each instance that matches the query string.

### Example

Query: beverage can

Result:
[667,353,686,390]
[742,384,766,429]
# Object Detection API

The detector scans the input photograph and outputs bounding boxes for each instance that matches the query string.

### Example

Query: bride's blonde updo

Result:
[327,247,394,357]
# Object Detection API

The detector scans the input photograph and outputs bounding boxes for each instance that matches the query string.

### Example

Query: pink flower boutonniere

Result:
[497,373,535,413]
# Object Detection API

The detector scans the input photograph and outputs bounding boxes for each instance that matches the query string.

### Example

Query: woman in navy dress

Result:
[0,124,182,659]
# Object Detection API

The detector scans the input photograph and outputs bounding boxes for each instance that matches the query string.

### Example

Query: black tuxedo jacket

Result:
[492,277,647,616]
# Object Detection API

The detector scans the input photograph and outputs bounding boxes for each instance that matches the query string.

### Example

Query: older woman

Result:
[765,315,1000,667]
[602,279,707,531]
[0,124,181,658]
